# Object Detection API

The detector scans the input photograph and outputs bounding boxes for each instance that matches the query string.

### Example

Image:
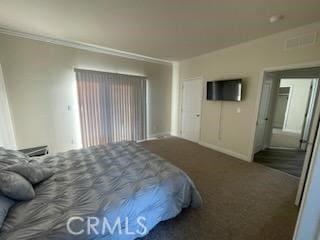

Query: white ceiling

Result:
[0,0,320,61]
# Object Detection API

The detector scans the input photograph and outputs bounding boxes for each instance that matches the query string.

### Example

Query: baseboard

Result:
[198,141,250,162]
[147,132,171,139]
[282,128,301,134]
[268,146,298,150]
[170,131,179,137]
[137,132,171,143]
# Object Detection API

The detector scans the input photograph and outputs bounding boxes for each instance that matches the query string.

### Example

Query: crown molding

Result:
[0,27,173,65]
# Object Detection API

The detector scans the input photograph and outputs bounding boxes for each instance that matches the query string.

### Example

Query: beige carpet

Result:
[139,137,299,240]
[270,128,301,149]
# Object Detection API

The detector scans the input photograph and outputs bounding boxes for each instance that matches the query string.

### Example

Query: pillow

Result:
[0,156,29,170]
[6,161,55,185]
[0,193,14,230]
[0,147,29,170]
[0,170,35,201]
[0,147,28,158]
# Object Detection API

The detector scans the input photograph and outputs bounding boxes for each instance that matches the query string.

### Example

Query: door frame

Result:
[179,76,204,143]
[299,79,319,150]
[253,76,274,153]
[250,61,320,208]
[250,60,320,161]
[272,88,290,129]
[295,81,320,205]
[281,85,293,132]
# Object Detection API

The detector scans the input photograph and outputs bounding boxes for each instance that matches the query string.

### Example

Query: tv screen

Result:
[207,79,242,101]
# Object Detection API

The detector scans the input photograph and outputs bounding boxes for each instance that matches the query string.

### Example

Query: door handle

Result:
[196,114,200,117]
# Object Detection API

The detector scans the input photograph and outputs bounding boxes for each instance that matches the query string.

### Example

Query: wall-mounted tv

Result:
[206,79,242,101]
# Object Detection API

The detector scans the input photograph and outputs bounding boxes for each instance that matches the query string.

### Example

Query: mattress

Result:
[0,141,201,240]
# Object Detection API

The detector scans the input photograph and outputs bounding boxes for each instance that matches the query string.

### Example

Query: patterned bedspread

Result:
[0,142,201,240]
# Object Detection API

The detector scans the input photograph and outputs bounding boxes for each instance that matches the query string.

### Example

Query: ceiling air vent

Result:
[285,32,317,50]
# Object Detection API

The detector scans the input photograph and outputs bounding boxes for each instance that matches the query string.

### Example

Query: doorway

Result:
[270,78,315,150]
[253,66,320,206]
[180,78,203,142]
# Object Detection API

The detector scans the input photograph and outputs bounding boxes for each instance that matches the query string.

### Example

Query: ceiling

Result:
[0,0,320,61]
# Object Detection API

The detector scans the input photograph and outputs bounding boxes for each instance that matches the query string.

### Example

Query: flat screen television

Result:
[206,79,242,101]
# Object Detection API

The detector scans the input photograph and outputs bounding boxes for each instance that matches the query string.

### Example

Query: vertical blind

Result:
[76,69,146,147]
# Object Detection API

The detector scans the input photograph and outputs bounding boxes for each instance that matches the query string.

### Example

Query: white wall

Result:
[176,21,320,161]
[0,33,172,153]
[0,64,16,149]
[280,79,312,133]
[170,62,180,136]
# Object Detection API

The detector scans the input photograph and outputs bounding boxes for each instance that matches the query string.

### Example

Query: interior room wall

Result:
[0,33,172,153]
[0,64,16,149]
[177,21,320,161]
[280,79,312,133]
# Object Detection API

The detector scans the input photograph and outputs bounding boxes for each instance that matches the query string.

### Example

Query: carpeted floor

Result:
[254,148,305,177]
[139,137,299,240]
[270,128,301,149]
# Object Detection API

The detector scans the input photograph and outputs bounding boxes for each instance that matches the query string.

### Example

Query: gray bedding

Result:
[0,141,201,240]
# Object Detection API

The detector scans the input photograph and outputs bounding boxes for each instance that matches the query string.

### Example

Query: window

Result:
[76,69,146,147]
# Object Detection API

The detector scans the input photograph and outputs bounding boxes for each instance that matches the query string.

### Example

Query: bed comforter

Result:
[0,141,201,240]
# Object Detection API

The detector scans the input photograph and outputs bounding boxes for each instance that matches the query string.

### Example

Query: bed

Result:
[0,141,202,240]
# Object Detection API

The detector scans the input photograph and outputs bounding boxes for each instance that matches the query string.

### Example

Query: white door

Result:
[254,76,273,153]
[300,79,318,151]
[295,79,320,205]
[181,79,202,142]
